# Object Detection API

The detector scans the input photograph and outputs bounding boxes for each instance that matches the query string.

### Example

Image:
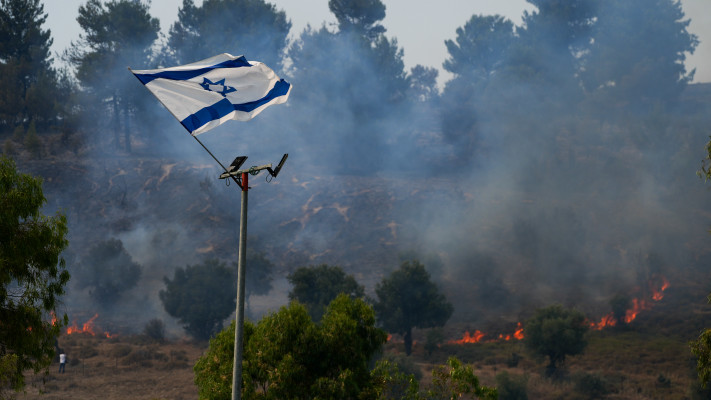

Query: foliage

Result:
[286,0,411,173]
[194,294,387,399]
[237,249,274,318]
[75,238,141,307]
[581,0,699,113]
[166,0,290,69]
[0,155,70,392]
[374,260,453,355]
[426,357,497,400]
[160,259,235,341]
[64,0,160,152]
[524,304,588,376]
[425,327,445,357]
[0,0,67,133]
[496,371,528,400]
[287,264,365,321]
[691,294,711,388]
[329,0,385,38]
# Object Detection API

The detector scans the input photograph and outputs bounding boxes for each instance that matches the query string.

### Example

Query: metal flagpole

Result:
[217,154,287,400]
[232,171,248,400]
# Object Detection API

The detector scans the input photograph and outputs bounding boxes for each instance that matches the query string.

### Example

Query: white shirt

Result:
[59,354,66,363]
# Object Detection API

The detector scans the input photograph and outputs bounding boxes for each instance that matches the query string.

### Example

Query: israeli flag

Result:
[130,53,291,135]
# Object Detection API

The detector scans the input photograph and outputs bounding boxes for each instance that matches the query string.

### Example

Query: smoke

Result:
[24,0,711,336]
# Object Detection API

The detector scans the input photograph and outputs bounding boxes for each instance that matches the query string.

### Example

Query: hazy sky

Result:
[45,0,710,85]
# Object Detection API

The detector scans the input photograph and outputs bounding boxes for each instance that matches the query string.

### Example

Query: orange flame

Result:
[513,322,524,340]
[652,276,670,301]
[590,276,669,330]
[66,313,99,336]
[590,313,617,330]
[449,323,525,345]
[449,330,486,344]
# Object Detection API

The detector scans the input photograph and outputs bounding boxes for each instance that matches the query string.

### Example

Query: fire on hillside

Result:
[588,276,669,330]
[65,313,115,338]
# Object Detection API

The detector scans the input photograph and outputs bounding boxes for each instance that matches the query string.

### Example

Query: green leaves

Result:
[0,155,70,392]
[194,295,387,399]
[524,304,589,374]
[374,260,453,355]
[287,264,365,322]
[160,258,236,341]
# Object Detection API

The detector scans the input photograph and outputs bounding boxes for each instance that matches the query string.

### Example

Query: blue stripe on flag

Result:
[181,98,235,133]
[133,56,251,85]
[234,79,291,113]
[180,79,291,133]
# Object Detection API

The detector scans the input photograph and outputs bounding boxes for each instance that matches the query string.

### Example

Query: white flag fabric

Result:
[130,53,291,135]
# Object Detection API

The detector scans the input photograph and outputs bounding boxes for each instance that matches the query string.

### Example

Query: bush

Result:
[381,353,422,381]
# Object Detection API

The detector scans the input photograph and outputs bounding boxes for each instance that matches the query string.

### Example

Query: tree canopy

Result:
[160,258,235,340]
[166,0,290,69]
[524,304,588,376]
[287,264,365,322]
[0,0,67,133]
[374,260,453,355]
[194,294,387,399]
[75,238,141,307]
[65,0,160,152]
[0,155,70,392]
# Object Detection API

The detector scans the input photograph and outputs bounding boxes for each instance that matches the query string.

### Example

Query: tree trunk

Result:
[404,327,412,356]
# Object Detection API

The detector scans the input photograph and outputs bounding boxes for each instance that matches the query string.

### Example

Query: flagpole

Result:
[217,156,286,400]
[232,172,248,400]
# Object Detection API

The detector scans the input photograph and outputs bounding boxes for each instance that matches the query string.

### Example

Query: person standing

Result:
[58,351,66,373]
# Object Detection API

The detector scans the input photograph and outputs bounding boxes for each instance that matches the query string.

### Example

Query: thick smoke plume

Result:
[20,0,711,336]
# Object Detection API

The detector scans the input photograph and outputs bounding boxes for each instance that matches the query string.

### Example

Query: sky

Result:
[45,0,711,86]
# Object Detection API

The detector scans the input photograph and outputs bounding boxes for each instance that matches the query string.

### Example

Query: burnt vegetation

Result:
[3,0,711,398]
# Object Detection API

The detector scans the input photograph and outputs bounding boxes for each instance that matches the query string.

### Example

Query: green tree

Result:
[287,0,410,173]
[370,356,497,400]
[329,0,385,38]
[238,249,274,318]
[193,294,387,399]
[0,0,68,133]
[287,264,365,322]
[374,260,453,355]
[160,258,235,341]
[0,155,70,392]
[166,0,290,69]
[691,293,711,388]
[75,238,141,307]
[65,0,159,152]
[524,304,588,376]
[581,0,698,113]
[439,14,515,162]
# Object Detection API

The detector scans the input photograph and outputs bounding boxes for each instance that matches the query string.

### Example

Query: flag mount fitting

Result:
[219,154,288,180]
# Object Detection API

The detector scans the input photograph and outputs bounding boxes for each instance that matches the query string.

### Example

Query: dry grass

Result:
[20,334,204,400]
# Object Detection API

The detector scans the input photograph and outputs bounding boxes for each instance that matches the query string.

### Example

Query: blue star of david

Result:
[199,78,237,97]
